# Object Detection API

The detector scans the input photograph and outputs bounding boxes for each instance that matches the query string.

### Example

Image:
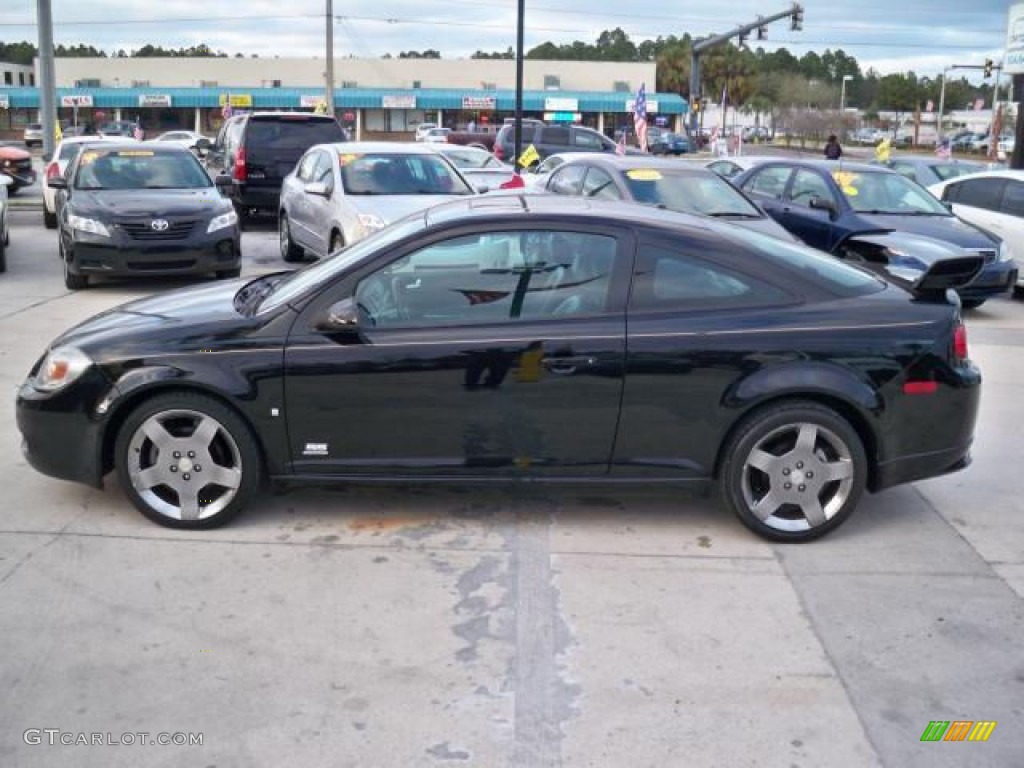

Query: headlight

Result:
[68,214,111,238]
[358,213,387,231]
[998,242,1012,262]
[33,347,93,392]
[207,210,238,234]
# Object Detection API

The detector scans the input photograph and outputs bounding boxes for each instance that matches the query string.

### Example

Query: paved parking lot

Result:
[1,209,1022,767]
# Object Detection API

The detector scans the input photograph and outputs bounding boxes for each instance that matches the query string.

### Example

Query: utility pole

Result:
[37,0,57,159]
[689,3,803,135]
[325,0,335,115]
[513,0,525,174]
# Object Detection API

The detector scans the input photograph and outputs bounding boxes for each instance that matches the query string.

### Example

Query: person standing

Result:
[824,134,843,160]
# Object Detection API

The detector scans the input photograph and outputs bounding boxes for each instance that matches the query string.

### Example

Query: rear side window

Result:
[245,118,345,150]
[1001,180,1024,218]
[630,243,791,311]
[540,126,570,146]
[948,178,1007,211]
[573,130,603,149]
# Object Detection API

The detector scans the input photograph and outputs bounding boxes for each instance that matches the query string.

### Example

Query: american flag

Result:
[222,95,233,119]
[633,83,648,152]
[133,119,144,141]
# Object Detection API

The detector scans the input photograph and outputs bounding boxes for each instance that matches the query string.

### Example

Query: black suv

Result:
[202,112,347,221]
[494,122,640,163]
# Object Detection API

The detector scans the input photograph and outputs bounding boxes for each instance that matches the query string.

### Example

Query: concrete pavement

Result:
[0,211,1021,767]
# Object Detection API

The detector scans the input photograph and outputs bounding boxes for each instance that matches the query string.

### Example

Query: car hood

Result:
[727,215,803,242]
[51,277,255,357]
[855,212,997,249]
[68,189,233,218]
[345,194,469,223]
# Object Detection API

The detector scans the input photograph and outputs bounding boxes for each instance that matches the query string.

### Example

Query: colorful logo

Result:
[920,720,997,742]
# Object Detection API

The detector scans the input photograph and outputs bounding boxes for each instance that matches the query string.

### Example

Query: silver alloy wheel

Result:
[279,218,291,258]
[740,421,855,533]
[126,408,243,522]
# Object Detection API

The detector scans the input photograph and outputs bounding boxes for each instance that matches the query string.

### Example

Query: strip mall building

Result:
[0,57,687,139]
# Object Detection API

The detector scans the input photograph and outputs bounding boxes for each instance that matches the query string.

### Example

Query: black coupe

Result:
[17,196,981,541]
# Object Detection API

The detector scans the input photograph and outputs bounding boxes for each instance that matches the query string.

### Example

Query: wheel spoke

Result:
[142,418,175,452]
[800,497,828,527]
[135,466,168,491]
[746,448,779,475]
[751,491,782,521]
[820,458,854,483]
[179,488,201,521]
[793,424,818,457]
[206,463,242,490]
[191,417,220,450]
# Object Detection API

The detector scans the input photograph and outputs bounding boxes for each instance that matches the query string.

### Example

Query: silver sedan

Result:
[278,142,477,261]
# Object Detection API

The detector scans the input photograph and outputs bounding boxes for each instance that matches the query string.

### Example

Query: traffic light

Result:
[984,59,994,78]
[757,26,767,41]
[791,6,804,31]
[738,31,748,47]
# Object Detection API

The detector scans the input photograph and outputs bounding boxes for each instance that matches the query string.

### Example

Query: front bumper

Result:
[959,259,1017,299]
[67,227,240,278]
[4,168,37,189]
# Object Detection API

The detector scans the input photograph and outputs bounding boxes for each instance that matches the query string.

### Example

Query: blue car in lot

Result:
[649,132,695,155]
[733,159,1017,308]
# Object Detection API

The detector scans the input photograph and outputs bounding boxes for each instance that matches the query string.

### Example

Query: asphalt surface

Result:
[0,206,1022,767]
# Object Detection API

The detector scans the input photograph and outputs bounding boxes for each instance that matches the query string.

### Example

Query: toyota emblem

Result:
[150,219,170,231]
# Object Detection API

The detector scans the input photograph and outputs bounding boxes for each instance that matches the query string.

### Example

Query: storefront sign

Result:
[1006,3,1024,74]
[299,95,325,108]
[544,97,578,112]
[138,94,172,108]
[219,94,253,108]
[626,99,659,113]
[543,112,582,123]
[0,95,9,109]
[382,95,416,109]
[462,96,496,110]
[61,95,94,108]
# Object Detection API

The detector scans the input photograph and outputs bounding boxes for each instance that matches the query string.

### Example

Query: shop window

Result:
[544,75,560,90]
[613,81,630,92]
[29,73,35,86]
[412,80,422,89]
[4,72,11,86]
[200,80,218,88]
[342,80,357,89]
[18,72,25,86]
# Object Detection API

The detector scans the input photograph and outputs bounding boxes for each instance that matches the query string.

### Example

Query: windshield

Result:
[442,148,500,169]
[74,148,212,190]
[258,214,430,312]
[832,169,950,214]
[338,152,474,196]
[247,118,344,150]
[623,169,763,217]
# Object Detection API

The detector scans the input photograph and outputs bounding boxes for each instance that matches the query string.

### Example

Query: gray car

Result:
[429,144,515,192]
[278,142,477,261]
[873,156,986,187]
[544,155,798,242]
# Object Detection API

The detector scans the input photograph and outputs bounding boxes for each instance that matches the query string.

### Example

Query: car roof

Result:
[59,135,134,146]
[879,156,983,168]
[557,155,714,173]
[72,140,192,153]
[311,141,445,155]
[735,157,892,175]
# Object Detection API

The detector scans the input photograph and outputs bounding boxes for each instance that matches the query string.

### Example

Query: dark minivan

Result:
[493,122,643,163]
[202,112,347,223]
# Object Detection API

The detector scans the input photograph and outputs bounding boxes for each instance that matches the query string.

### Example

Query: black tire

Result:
[0,237,6,274]
[959,299,985,310]
[233,202,249,232]
[279,214,304,262]
[114,391,262,529]
[216,267,242,279]
[43,206,58,229]
[61,242,87,290]
[720,401,868,543]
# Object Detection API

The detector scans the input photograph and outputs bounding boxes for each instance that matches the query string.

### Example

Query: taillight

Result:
[493,143,504,161]
[954,322,968,361]
[46,162,59,180]
[233,147,246,181]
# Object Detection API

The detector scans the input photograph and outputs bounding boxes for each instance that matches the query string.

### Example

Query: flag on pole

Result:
[875,136,892,162]
[633,83,648,152]
[133,118,144,141]
[518,144,540,168]
[54,121,62,144]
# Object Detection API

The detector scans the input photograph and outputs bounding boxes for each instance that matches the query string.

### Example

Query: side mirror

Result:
[194,137,212,156]
[214,174,233,191]
[47,176,68,190]
[304,181,331,198]
[809,196,838,217]
[315,297,360,334]
[474,183,490,194]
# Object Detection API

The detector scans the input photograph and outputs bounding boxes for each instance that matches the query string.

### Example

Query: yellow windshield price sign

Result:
[337,153,362,166]
[117,151,155,157]
[79,151,100,166]
[833,171,859,196]
[626,169,663,181]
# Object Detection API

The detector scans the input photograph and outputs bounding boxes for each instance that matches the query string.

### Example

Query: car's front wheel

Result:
[43,206,57,229]
[61,241,87,290]
[720,401,867,542]
[279,214,304,262]
[114,392,261,529]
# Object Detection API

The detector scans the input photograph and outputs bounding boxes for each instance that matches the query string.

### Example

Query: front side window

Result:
[296,152,319,182]
[354,230,618,328]
[338,153,473,196]
[540,126,570,146]
[246,118,344,149]
[630,243,791,311]
[312,152,335,188]
[74,149,212,190]
[788,169,834,208]
[744,166,792,198]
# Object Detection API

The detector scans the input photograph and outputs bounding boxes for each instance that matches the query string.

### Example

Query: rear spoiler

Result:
[908,255,984,302]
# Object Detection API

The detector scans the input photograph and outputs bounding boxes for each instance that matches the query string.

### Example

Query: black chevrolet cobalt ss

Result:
[48,142,241,290]
[16,196,981,542]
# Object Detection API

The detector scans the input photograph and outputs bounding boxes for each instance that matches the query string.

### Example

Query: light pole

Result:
[839,74,853,111]
[937,66,950,141]
[325,0,335,115]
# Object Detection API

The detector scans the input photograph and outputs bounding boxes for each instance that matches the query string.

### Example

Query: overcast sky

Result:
[0,0,1013,80]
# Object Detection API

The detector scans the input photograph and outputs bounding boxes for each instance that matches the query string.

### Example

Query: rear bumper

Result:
[226,182,283,211]
[873,443,971,491]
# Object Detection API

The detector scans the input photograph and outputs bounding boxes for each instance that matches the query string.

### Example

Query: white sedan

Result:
[929,169,1024,288]
[41,135,134,229]
[151,130,207,150]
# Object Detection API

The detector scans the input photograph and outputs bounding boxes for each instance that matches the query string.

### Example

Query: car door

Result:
[283,223,632,477]
[996,180,1024,247]
[205,118,233,177]
[537,125,570,160]
[304,150,337,256]
[286,151,320,250]
[777,168,840,250]
[739,165,794,222]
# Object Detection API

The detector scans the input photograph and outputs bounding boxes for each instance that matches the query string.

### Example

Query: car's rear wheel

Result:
[43,206,57,229]
[114,392,261,529]
[720,401,867,542]
[279,214,304,262]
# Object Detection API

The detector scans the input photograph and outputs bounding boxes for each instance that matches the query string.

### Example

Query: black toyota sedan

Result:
[16,196,981,542]
[48,143,241,290]
[733,159,1016,308]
